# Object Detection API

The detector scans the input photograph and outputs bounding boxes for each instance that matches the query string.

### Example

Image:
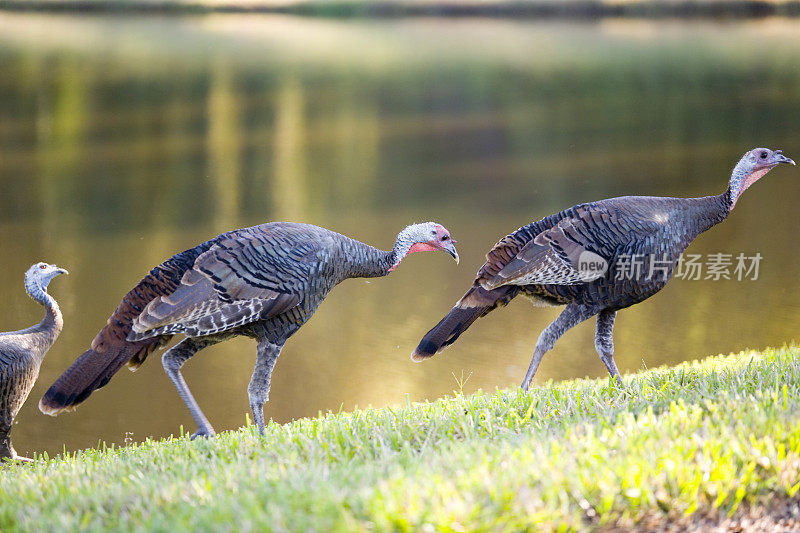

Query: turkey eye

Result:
[442,235,449,241]
[760,151,768,159]
[39,264,46,269]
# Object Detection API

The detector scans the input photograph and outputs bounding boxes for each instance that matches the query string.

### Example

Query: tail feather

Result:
[39,339,165,416]
[39,243,207,416]
[411,285,517,362]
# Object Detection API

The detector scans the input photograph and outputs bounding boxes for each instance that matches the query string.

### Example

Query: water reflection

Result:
[0,14,799,455]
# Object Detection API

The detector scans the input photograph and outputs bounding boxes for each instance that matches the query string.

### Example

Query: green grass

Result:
[2,346,800,531]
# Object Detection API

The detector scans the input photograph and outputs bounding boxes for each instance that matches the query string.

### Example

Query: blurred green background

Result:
[1,14,799,455]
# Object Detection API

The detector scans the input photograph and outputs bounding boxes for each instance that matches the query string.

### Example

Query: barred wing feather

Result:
[128,231,311,340]
[479,206,661,290]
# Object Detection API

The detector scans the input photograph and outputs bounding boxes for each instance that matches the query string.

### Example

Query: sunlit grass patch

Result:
[1,345,799,530]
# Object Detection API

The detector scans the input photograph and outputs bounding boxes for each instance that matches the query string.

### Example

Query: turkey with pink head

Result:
[40,221,457,437]
[413,148,794,390]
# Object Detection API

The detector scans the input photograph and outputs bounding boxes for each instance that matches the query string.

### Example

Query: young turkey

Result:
[1,262,67,461]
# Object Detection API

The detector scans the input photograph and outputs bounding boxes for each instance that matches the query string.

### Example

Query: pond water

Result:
[1,14,799,455]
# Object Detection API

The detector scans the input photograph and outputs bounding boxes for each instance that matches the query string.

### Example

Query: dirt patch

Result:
[601,496,800,532]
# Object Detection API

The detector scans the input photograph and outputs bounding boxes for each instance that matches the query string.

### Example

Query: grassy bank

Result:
[3,0,800,17]
[1,345,799,530]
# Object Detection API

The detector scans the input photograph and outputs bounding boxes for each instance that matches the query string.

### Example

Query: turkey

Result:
[1,262,67,461]
[413,148,794,390]
[40,222,458,437]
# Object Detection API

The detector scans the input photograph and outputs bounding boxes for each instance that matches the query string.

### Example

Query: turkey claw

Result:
[190,428,216,440]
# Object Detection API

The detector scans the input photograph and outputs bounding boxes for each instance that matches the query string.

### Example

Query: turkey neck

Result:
[23,279,63,354]
[338,237,405,279]
[678,190,731,238]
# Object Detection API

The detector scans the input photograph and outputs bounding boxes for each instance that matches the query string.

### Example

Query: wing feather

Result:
[478,205,661,290]
[128,226,314,341]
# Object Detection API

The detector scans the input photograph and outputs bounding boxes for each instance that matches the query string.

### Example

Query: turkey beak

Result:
[444,242,459,264]
[772,150,795,166]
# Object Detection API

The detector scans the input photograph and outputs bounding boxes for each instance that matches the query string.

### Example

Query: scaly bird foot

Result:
[190,428,216,440]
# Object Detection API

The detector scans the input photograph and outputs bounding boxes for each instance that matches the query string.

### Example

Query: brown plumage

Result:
[40,246,205,413]
[412,285,517,360]
[40,222,458,438]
